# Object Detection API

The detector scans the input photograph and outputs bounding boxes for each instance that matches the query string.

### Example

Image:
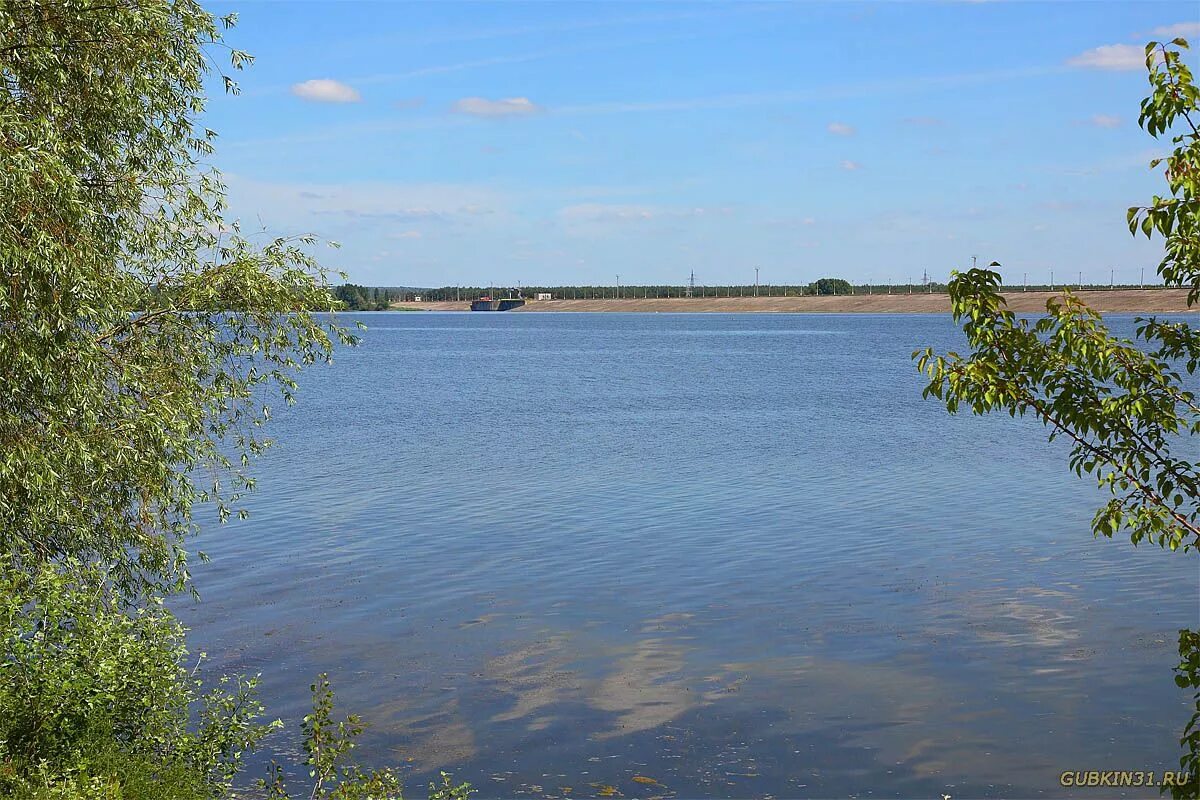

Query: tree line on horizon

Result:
[370,278,939,302]
[344,278,1173,305]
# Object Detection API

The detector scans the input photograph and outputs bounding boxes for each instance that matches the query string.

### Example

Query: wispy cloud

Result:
[1076,114,1121,128]
[315,208,443,223]
[1143,22,1200,39]
[390,52,558,81]
[827,121,856,137]
[325,5,781,51]
[453,97,542,117]
[558,204,730,224]
[291,78,362,103]
[840,160,863,171]
[223,175,508,230]
[901,116,945,127]
[1066,43,1145,71]
[554,65,1057,116]
[339,33,704,89]
[1042,147,1166,177]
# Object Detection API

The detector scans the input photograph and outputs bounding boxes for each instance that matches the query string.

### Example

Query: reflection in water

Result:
[389,700,479,769]
[589,638,700,738]
[356,589,1167,795]
[488,635,582,727]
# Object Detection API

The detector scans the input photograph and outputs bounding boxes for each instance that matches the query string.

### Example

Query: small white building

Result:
[536,292,552,301]
[413,295,423,302]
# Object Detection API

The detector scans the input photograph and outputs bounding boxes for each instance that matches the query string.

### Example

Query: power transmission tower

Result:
[686,270,695,298]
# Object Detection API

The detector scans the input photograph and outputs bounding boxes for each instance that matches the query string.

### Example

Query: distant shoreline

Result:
[394,289,1196,314]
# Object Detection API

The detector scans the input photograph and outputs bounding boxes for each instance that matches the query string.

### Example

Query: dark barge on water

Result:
[470,296,526,311]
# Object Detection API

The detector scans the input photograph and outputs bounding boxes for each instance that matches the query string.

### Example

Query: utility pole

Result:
[755,267,760,297]
[1078,270,1082,290]
[1141,266,1145,289]
[616,274,620,299]
[1110,267,1114,289]
[1050,269,1054,290]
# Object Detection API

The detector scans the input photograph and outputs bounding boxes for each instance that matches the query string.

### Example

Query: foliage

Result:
[427,772,476,800]
[259,675,474,800]
[808,277,854,295]
[0,560,467,800]
[0,0,354,599]
[915,37,1199,798]
[916,269,1199,551]
[1130,39,1200,306]
[1176,631,1200,799]
[334,284,398,311]
[0,559,275,800]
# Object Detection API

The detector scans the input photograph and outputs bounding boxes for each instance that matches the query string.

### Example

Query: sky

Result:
[203,1,1200,288]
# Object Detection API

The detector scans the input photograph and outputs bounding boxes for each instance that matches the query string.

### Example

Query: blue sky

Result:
[204,1,1200,288]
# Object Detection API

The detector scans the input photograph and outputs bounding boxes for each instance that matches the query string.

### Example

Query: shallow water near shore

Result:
[177,312,1197,798]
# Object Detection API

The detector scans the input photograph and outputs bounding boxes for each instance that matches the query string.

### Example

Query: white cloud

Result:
[1066,43,1145,71]
[391,230,422,239]
[224,175,508,230]
[291,78,362,103]
[1145,22,1200,39]
[840,160,862,171]
[827,121,856,137]
[452,97,542,117]
[1079,114,1122,128]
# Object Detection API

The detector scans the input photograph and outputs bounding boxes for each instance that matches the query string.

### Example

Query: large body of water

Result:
[178,312,1197,798]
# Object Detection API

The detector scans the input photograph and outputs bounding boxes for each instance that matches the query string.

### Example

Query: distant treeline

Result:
[334,284,404,310]
[408,278,949,301]
[339,279,1170,306]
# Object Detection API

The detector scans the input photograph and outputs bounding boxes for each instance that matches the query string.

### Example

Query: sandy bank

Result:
[400,289,1195,314]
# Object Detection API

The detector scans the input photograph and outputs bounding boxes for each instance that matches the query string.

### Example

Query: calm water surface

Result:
[178,312,1198,798]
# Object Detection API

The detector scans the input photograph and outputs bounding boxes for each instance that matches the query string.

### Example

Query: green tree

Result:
[809,277,854,295]
[916,38,1199,798]
[333,283,391,311]
[0,558,275,799]
[1,0,354,598]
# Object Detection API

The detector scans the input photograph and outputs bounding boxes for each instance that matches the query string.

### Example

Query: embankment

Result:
[401,289,1195,314]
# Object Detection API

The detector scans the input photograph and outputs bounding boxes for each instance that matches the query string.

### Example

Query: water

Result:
[177,312,1197,798]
